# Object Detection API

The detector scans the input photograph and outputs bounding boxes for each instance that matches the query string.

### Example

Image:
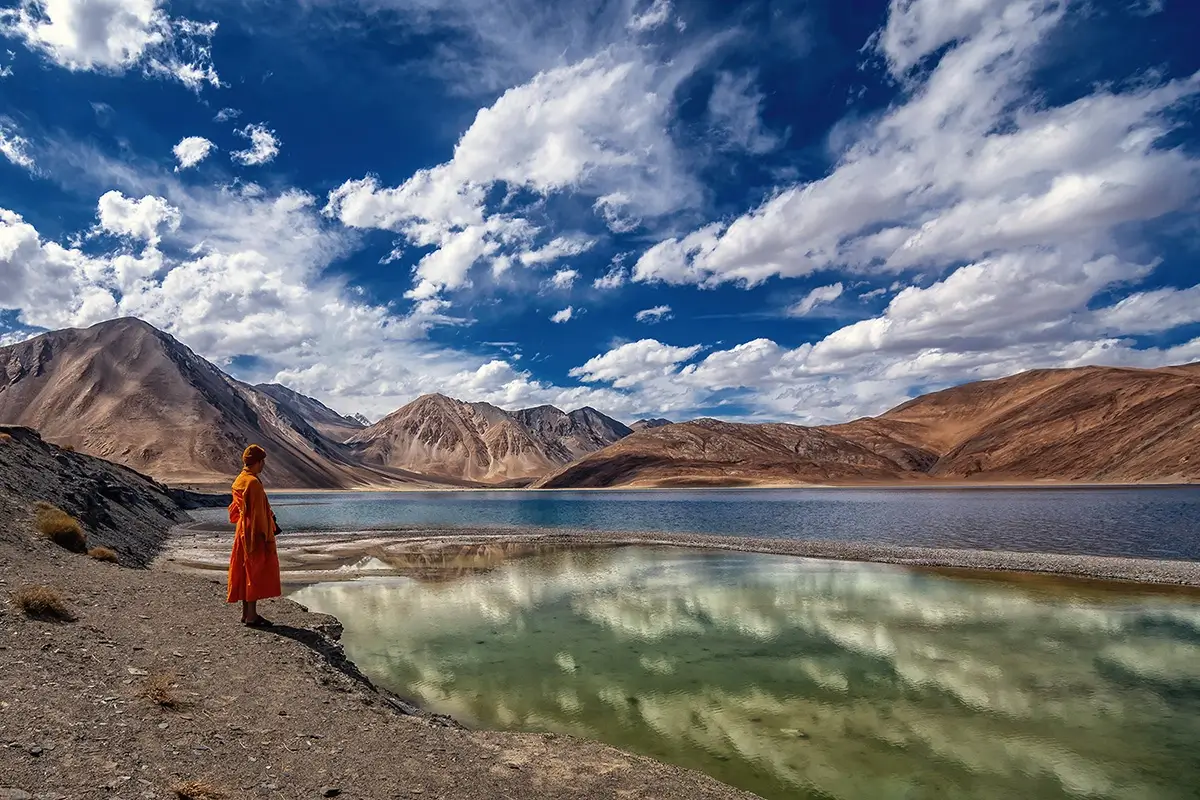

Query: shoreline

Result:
[161,523,1200,588]
[180,480,1200,495]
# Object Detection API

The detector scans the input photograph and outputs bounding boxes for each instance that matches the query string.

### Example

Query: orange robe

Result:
[226,469,282,603]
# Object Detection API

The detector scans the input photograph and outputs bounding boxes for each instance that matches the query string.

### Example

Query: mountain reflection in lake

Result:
[292,548,1200,800]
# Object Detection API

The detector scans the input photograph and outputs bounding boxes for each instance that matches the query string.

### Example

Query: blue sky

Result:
[1,0,1198,424]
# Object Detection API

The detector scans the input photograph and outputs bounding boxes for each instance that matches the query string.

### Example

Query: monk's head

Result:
[242,444,267,475]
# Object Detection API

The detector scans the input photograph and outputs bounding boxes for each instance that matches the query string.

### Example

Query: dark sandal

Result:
[242,616,273,628]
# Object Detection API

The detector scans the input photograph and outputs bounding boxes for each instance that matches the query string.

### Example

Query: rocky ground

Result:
[0,427,754,800]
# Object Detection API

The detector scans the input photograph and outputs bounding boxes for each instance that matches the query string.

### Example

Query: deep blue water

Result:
[191,487,1200,561]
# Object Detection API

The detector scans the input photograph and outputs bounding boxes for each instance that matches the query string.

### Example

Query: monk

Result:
[227,444,282,627]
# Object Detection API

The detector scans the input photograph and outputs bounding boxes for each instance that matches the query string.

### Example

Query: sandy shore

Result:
[161,523,1200,588]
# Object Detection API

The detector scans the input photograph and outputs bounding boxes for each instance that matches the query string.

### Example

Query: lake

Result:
[293,546,1200,800]
[191,486,1200,560]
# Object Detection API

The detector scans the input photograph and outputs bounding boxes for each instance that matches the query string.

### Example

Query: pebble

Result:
[27,746,42,757]
[321,788,341,798]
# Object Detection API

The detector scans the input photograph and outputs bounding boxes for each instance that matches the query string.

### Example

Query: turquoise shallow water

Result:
[293,547,1200,800]
[190,486,1200,560]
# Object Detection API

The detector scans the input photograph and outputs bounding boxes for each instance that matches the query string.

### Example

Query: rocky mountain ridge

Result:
[536,364,1200,487]
[346,394,632,482]
[0,319,434,489]
[4,318,1197,489]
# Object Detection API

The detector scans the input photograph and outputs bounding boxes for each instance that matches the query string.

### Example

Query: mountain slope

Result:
[533,418,936,488]
[538,364,1200,488]
[256,383,365,442]
[347,395,551,482]
[515,406,633,460]
[349,395,631,483]
[0,319,427,488]
[863,365,1200,481]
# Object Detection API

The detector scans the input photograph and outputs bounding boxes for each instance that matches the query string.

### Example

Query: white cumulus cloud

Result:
[0,0,219,89]
[325,49,700,304]
[231,123,280,166]
[172,136,215,170]
[594,261,629,290]
[635,0,1200,289]
[570,339,703,389]
[548,269,579,290]
[550,306,574,323]
[788,283,844,317]
[95,190,180,245]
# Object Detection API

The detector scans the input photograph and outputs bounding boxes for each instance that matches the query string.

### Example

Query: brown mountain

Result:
[347,395,631,483]
[255,382,366,443]
[630,418,672,431]
[514,405,633,460]
[832,364,1200,482]
[534,418,936,488]
[536,364,1200,488]
[0,318,430,489]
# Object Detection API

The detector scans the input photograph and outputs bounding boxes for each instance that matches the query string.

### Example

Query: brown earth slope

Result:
[0,319,434,489]
[538,364,1200,488]
[534,418,937,488]
[255,382,366,443]
[839,364,1200,482]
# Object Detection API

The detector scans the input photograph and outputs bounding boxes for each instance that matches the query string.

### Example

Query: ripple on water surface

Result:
[293,547,1200,800]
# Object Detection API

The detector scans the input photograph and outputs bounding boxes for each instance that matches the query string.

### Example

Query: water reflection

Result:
[293,549,1200,800]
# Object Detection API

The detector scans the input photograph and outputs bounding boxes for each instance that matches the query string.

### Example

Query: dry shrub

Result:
[62,444,76,452]
[145,672,180,708]
[11,585,73,622]
[0,432,12,443]
[174,781,224,800]
[88,546,119,564]
[33,502,87,553]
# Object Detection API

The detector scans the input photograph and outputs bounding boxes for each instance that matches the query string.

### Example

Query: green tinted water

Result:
[292,549,1200,799]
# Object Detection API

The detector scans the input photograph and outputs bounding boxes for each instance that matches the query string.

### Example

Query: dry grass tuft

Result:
[0,431,12,443]
[34,502,87,553]
[144,672,181,708]
[174,780,224,800]
[88,546,119,564]
[11,585,74,622]
[62,444,76,452]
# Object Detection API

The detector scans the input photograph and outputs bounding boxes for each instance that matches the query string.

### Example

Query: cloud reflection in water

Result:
[293,548,1200,800]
